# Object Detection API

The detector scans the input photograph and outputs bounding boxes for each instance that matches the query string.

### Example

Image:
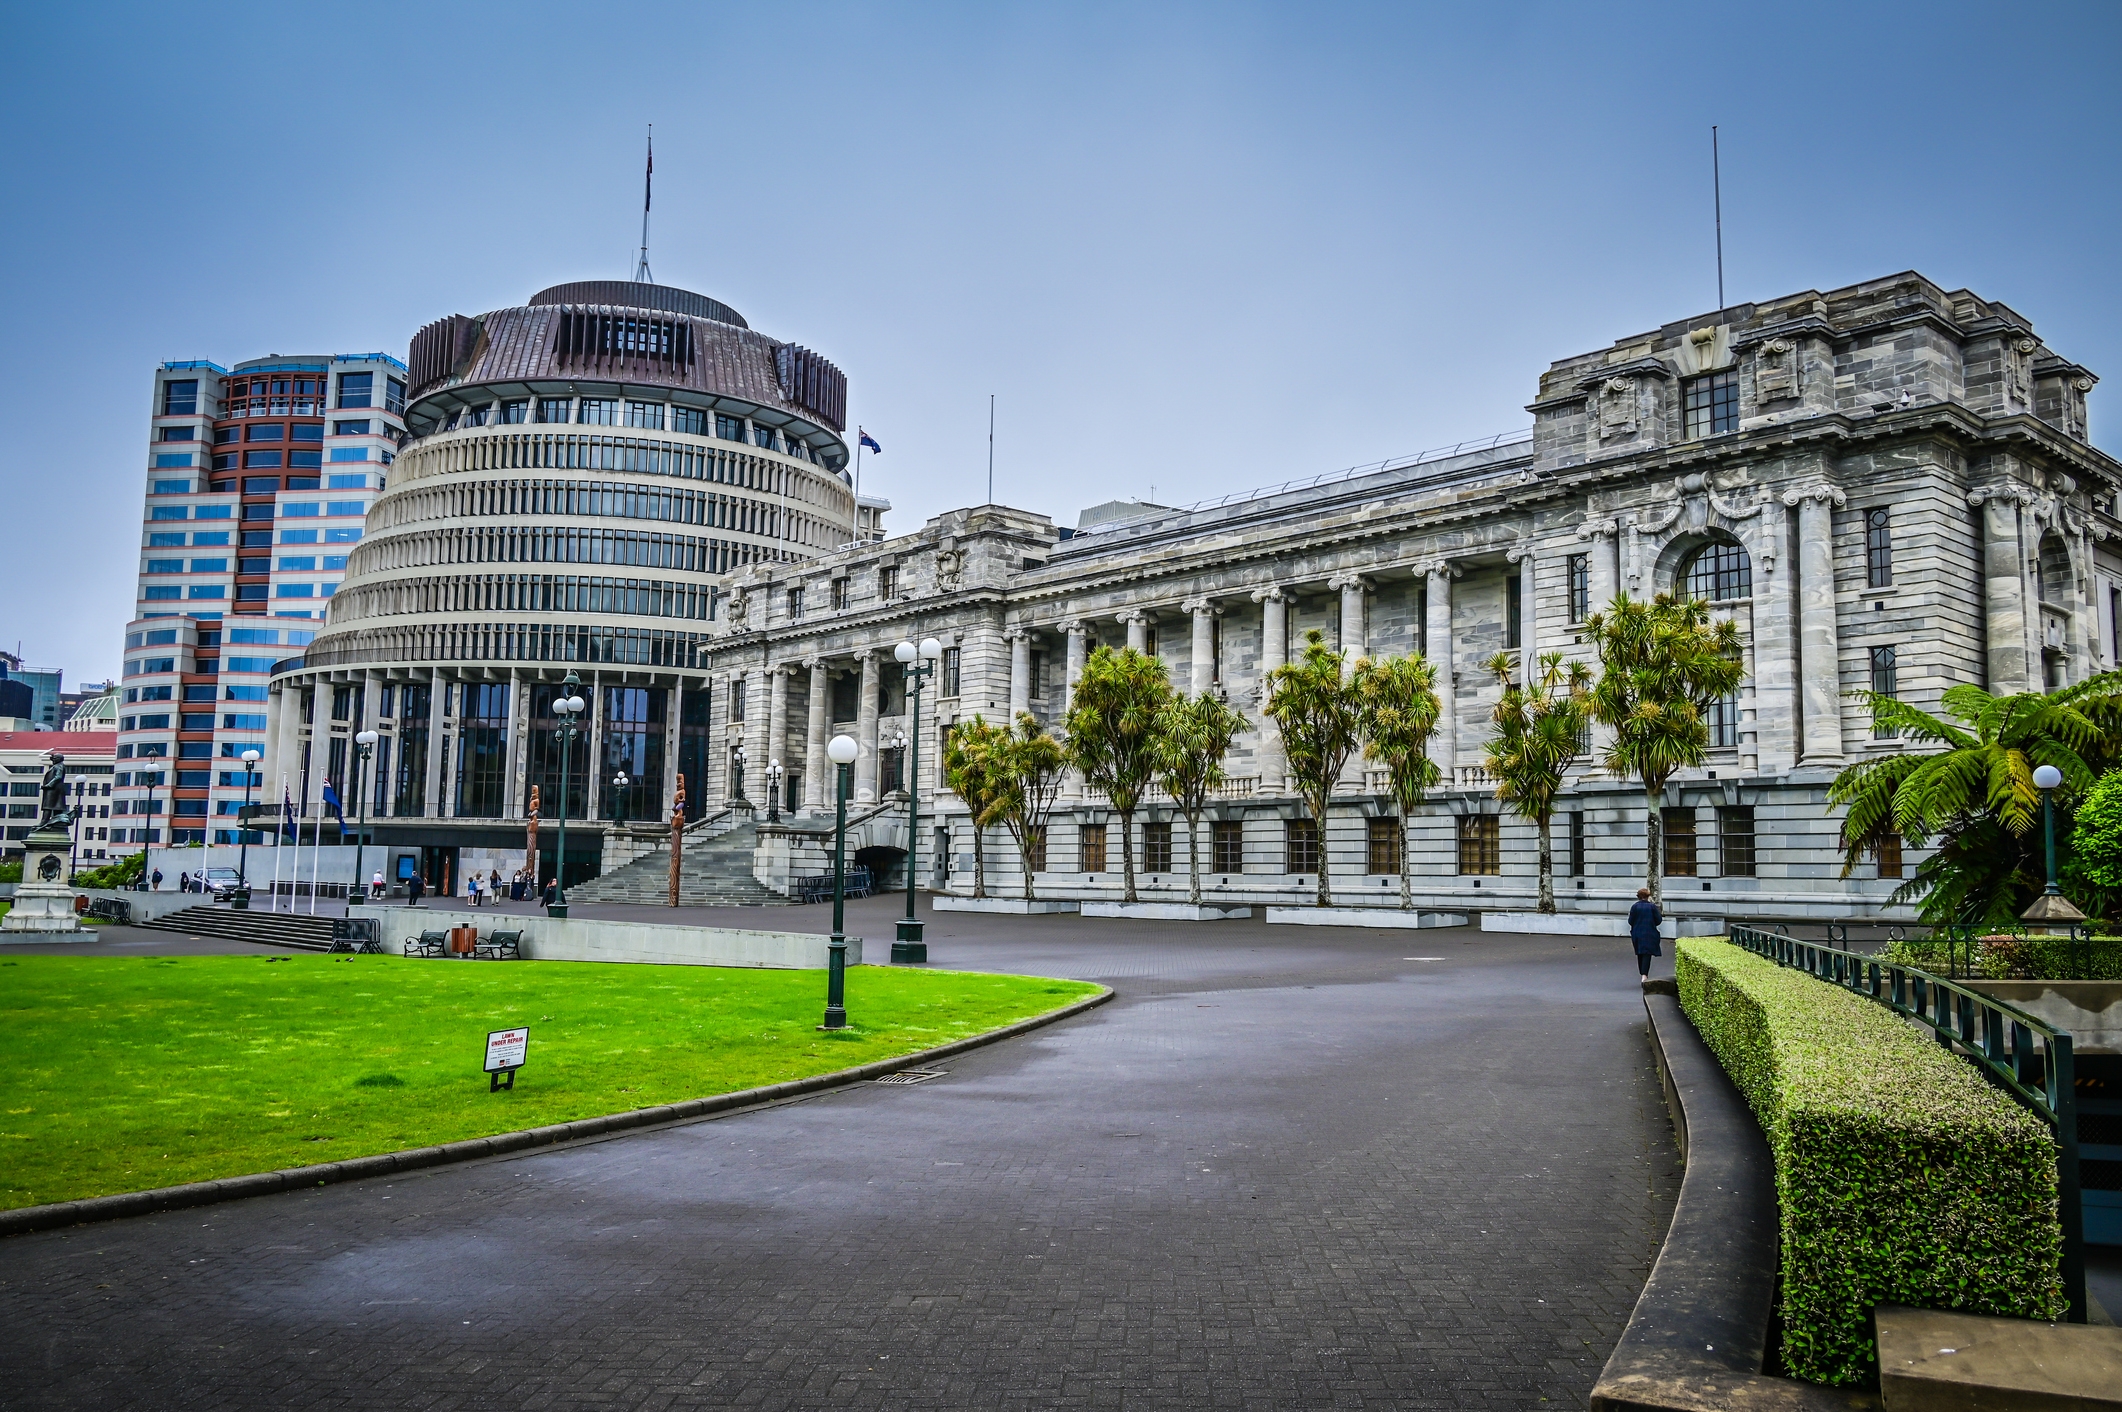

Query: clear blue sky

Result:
[4,1,2118,685]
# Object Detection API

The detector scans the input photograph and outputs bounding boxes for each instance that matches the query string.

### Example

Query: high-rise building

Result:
[0,651,64,729]
[113,354,408,853]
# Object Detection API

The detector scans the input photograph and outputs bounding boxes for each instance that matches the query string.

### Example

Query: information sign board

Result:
[484,1027,529,1073]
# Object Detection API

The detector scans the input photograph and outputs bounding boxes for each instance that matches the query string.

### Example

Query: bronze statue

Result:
[35,753,71,833]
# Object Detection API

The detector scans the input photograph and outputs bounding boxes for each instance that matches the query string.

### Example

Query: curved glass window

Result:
[1679,539,1752,601]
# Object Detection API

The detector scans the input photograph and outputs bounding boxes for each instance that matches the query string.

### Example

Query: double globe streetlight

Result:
[891,638,943,963]
[548,674,588,918]
[822,732,859,1028]
[348,730,378,906]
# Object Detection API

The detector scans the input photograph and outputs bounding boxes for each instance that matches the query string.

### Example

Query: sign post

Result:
[484,1027,529,1091]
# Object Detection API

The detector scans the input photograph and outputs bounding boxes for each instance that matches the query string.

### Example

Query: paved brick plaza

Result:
[0,900,1681,1409]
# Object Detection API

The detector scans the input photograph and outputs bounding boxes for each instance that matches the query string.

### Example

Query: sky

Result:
[3,1,2119,686]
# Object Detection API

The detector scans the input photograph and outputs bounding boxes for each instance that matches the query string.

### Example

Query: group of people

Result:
[456,865,548,908]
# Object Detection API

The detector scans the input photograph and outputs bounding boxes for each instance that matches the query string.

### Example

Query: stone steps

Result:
[570,823,794,907]
[133,905,340,951]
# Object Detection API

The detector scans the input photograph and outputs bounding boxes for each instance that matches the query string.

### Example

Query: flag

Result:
[281,785,297,841]
[859,429,882,454]
[322,782,345,831]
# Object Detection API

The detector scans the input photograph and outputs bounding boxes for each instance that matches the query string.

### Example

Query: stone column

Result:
[584,670,606,820]
[1576,519,1620,763]
[1120,609,1150,653]
[722,671,746,803]
[1329,572,1367,676]
[1061,620,1088,715]
[1786,485,1847,764]
[1749,500,1800,775]
[855,649,880,803]
[804,657,829,812]
[1182,597,1220,695]
[503,668,528,820]
[1507,545,1537,685]
[1007,629,1031,720]
[422,671,448,819]
[1973,488,2033,694]
[1251,585,1288,793]
[1421,562,1460,780]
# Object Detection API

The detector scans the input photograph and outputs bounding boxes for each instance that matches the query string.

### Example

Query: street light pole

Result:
[613,770,630,828]
[236,748,261,899]
[550,672,585,918]
[823,733,858,1029]
[892,638,943,963]
[348,732,377,907]
[2021,762,2087,930]
[765,759,782,823]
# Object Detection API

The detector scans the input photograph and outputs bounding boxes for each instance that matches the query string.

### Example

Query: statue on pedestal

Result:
[36,753,72,833]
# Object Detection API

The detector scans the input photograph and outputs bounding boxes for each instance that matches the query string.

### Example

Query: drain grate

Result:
[873,1069,946,1086]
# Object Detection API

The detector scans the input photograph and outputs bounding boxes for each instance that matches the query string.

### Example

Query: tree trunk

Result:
[1186,812,1202,906]
[1021,834,1035,902]
[1537,811,1555,913]
[1120,808,1138,903]
[1643,786,1663,905]
[972,822,986,899]
[1398,801,1413,911]
[1314,799,1333,908]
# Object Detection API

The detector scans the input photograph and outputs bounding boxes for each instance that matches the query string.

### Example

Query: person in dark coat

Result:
[408,871,425,906]
[1629,887,1663,982]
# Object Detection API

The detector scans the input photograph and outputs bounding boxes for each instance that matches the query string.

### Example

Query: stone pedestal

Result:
[1,827,89,937]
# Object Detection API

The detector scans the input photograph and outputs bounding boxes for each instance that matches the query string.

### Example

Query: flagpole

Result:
[271,774,284,912]
[634,125,653,283]
[308,774,322,916]
[988,395,995,505]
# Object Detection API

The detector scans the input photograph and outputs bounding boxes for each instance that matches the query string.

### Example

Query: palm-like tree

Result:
[1267,630,1363,907]
[1064,646,1175,903]
[1153,692,1248,906]
[941,714,1011,899]
[993,712,1068,903]
[1351,653,1443,910]
[1830,675,2122,927]
[1482,650,1593,913]
[1584,592,1744,904]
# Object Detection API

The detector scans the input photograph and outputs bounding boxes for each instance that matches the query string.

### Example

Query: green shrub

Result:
[0,858,19,885]
[1883,933,2122,981]
[1674,938,2063,1386]
[72,852,145,891]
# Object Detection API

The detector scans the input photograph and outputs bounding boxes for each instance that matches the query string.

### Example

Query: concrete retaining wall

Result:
[375,905,862,969]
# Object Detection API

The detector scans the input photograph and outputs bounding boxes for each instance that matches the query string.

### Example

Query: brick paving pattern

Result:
[0,899,1681,1409]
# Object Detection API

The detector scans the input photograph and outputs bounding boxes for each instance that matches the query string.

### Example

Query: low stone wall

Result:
[933,896,1079,915]
[1264,907,1468,929]
[1482,911,1724,939]
[1965,980,2122,1055]
[375,905,863,969]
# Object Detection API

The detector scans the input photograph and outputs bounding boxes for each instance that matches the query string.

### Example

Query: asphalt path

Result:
[0,898,1682,1409]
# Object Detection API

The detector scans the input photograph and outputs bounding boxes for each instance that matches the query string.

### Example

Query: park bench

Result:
[476,929,524,960]
[403,929,449,958]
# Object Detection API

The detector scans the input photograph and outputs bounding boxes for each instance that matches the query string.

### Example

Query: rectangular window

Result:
[672,407,707,436]
[278,556,317,571]
[290,423,324,442]
[189,557,227,572]
[223,685,267,702]
[221,714,268,730]
[179,712,214,730]
[152,479,192,494]
[332,419,370,436]
[1567,811,1585,876]
[281,502,319,516]
[832,577,850,611]
[1142,821,1172,873]
[287,450,322,469]
[154,453,193,469]
[752,425,778,451]
[1875,832,1904,879]
[712,413,742,442]
[336,372,373,409]
[386,378,405,414]
[497,401,527,425]
[729,678,747,723]
[195,504,232,519]
[536,398,572,423]
[322,554,348,570]
[145,559,182,572]
[324,527,362,542]
[193,531,230,545]
[162,379,198,415]
[1078,822,1107,874]
[160,427,195,442]
[1870,646,1898,738]
[143,585,182,600]
[1865,508,1893,588]
[246,423,284,442]
[242,477,281,494]
[150,506,187,521]
[1367,817,1403,875]
[279,528,318,544]
[624,401,664,429]
[1457,815,1500,875]
[329,447,369,462]
[236,584,268,600]
[327,476,368,491]
[215,426,240,444]
[941,646,961,696]
[454,682,509,818]
[1707,691,1740,749]
[325,501,366,517]
[1683,370,1739,438]
[148,533,185,547]
[1567,554,1590,622]
[1662,807,1697,877]
[1719,806,1756,877]
[212,453,237,471]
[786,586,804,619]
[879,565,899,599]
[276,584,315,598]
[1505,572,1523,650]
[1212,820,1244,873]
[577,398,619,426]
[243,451,282,469]
[187,585,225,599]
[1286,818,1320,874]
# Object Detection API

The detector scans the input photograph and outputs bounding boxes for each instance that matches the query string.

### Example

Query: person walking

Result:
[468,872,484,908]
[408,870,425,906]
[371,869,385,901]
[151,868,163,891]
[1630,887,1663,983]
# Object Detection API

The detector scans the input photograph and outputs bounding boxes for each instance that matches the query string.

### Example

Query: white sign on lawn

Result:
[484,1027,529,1072]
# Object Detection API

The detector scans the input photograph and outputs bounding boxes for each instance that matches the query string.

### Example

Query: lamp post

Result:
[550,673,586,918]
[823,733,858,1028]
[612,770,630,827]
[891,637,944,963]
[731,744,748,808]
[765,759,783,823]
[2022,762,2087,930]
[235,748,261,894]
[348,732,376,907]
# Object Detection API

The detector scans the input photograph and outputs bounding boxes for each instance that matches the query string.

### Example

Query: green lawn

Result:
[0,955,1099,1210]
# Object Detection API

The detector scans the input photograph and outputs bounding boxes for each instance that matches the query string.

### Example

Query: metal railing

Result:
[1727,923,2085,1323]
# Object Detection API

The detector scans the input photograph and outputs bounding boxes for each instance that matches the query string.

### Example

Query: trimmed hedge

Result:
[1883,933,2122,981]
[1674,938,2063,1387]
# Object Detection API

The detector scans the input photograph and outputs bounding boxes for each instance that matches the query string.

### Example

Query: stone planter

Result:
[1481,911,1721,939]
[931,895,1080,915]
[1964,980,2122,1054]
[1079,901,1253,921]
[1265,907,1468,929]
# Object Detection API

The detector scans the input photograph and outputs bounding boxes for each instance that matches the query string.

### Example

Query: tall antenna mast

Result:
[634,126,654,283]
[987,395,995,504]
[1711,125,1724,310]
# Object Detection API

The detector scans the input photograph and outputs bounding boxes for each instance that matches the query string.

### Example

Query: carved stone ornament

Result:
[1410,558,1462,581]
[2074,376,2096,392]
[1597,377,1639,438]
[1325,572,1367,594]
[1180,596,1221,617]
[1576,517,1619,542]
[933,544,965,590]
[1248,584,1285,604]
[1779,484,1847,509]
[1755,337,1797,401]
[726,592,750,630]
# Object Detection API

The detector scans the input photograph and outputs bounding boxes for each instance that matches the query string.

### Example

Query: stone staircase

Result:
[569,820,793,907]
[134,905,341,951]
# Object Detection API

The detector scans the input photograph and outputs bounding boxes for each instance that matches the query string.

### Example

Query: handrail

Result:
[1726,923,2084,1323]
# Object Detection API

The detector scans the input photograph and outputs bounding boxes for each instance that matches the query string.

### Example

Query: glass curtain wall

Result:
[394,683,430,816]
[454,683,509,818]
[678,683,712,819]
[600,686,667,823]
[525,683,589,820]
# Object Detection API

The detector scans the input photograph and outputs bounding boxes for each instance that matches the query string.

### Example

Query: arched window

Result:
[1679,538,1752,602]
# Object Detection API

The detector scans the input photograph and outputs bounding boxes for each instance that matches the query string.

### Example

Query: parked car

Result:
[203,867,245,901]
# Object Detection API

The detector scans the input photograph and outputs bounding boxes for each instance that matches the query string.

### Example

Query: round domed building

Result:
[263,279,861,891]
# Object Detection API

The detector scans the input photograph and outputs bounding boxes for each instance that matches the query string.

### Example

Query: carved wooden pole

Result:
[669,773,686,907]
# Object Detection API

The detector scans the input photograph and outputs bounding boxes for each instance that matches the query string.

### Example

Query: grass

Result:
[0,955,1100,1210]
